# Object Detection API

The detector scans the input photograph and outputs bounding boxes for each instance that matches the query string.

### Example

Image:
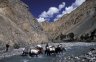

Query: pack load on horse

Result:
[29,44,43,57]
[45,45,56,55]
[29,48,40,57]
[36,44,43,54]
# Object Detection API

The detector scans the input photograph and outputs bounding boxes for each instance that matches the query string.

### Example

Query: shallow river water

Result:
[0,42,96,62]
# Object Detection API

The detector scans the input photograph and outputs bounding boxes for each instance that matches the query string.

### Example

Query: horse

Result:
[45,46,56,55]
[29,48,40,57]
[35,45,43,54]
[55,44,66,54]
[29,45,43,57]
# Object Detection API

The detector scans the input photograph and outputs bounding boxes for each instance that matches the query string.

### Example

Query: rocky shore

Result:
[76,48,96,62]
[0,48,24,60]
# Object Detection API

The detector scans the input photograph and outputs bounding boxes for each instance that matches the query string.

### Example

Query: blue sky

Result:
[21,0,85,22]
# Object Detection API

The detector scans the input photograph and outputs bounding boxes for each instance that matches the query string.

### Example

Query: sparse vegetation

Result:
[55,33,66,41]
[59,33,66,40]
[67,32,74,40]
[79,29,96,42]
[13,43,20,49]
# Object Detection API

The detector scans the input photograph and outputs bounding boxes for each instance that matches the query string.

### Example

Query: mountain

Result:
[0,0,96,47]
[40,0,96,41]
[0,0,48,47]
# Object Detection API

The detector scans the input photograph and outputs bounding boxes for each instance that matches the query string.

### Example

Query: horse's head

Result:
[57,44,62,48]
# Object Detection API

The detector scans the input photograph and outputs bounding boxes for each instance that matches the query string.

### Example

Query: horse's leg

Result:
[47,52,49,56]
[45,50,47,54]
[36,54,38,57]
[48,52,51,56]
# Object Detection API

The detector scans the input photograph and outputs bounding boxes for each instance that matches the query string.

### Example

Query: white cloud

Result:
[75,0,86,6]
[39,7,59,18]
[65,6,74,13]
[54,14,63,21]
[37,2,65,22]
[37,17,45,22]
[40,11,47,18]
[47,7,59,17]
[37,7,59,22]
[59,2,65,10]
[54,0,85,21]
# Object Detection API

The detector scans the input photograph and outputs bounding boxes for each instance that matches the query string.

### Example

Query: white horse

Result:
[29,45,43,57]
[29,48,39,56]
[36,44,43,54]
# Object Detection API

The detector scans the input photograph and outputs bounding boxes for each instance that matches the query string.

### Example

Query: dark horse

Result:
[55,44,66,54]
[45,46,56,55]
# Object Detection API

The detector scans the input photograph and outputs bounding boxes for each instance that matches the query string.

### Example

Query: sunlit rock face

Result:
[0,0,48,46]
[40,0,96,41]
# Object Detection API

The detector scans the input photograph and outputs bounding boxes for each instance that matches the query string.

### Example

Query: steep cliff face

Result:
[0,0,48,46]
[41,0,96,40]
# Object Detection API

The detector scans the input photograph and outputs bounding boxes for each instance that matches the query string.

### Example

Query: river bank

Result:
[0,42,96,60]
[0,48,24,60]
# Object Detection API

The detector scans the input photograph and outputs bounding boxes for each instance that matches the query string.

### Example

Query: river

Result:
[0,42,96,62]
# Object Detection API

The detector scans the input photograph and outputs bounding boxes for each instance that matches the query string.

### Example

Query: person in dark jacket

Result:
[6,44,10,52]
[45,43,49,49]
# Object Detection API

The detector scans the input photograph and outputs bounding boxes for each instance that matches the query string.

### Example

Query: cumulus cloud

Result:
[40,7,59,18]
[75,0,86,6]
[59,2,65,10]
[37,17,45,22]
[37,2,65,22]
[54,0,85,21]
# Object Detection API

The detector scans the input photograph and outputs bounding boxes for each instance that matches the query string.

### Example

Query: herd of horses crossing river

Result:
[22,44,66,57]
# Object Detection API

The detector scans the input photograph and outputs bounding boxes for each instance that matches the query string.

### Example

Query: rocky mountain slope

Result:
[0,0,48,47]
[40,0,96,40]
